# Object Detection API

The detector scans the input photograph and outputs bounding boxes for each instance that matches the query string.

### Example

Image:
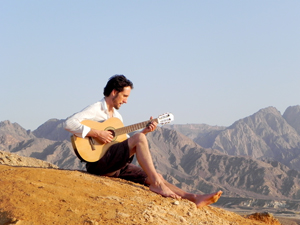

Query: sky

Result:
[1,1,300,130]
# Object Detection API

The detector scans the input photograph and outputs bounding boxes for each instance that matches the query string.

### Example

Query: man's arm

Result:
[87,128,113,144]
[64,102,111,142]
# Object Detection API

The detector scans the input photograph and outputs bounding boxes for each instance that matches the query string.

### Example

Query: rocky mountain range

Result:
[0,120,84,170]
[166,105,300,171]
[1,105,300,212]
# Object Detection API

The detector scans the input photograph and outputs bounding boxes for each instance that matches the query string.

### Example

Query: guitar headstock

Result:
[157,113,174,125]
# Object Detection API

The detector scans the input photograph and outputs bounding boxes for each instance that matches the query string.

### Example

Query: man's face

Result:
[112,86,131,109]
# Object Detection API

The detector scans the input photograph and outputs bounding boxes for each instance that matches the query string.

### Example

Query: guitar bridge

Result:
[88,137,96,150]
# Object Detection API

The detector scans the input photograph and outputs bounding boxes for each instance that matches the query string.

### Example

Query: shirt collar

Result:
[100,97,115,117]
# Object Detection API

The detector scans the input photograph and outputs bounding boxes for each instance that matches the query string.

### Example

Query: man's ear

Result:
[111,89,118,97]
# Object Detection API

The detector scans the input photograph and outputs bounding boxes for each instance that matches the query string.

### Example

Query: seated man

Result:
[64,74,222,208]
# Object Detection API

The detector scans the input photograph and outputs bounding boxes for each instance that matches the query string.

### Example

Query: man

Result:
[64,74,222,208]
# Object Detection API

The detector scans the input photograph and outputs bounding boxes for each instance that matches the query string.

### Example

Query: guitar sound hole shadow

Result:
[107,130,116,141]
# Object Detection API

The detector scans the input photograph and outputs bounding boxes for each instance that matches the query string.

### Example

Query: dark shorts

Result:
[86,139,148,186]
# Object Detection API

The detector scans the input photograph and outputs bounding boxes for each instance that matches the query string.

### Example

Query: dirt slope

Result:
[0,164,282,225]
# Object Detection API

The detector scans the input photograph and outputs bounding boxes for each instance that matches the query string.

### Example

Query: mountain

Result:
[145,127,300,203]
[170,106,300,171]
[33,118,71,141]
[0,120,84,170]
[164,124,226,140]
[283,105,300,135]
[0,120,35,150]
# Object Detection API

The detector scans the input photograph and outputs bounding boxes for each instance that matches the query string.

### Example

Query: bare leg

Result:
[146,173,222,208]
[128,133,222,206]
[128,133,180,199]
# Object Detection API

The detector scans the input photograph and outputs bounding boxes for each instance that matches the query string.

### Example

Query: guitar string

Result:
[114,118,159,136]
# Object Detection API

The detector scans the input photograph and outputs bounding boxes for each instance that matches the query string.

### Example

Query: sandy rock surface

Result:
[0,150,58,169]
[0,164,281,225]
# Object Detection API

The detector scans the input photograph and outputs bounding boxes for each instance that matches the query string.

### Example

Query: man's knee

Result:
[132,132,147,143]
[128,133,147,151]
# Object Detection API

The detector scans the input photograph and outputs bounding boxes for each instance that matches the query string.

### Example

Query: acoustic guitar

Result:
[71,113,174,162]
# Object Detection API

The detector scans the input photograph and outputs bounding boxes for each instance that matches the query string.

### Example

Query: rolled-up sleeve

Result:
[64,102,103,138]
[64,117,91,138]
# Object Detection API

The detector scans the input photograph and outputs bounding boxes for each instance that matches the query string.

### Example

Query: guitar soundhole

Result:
[108,130,115,137]
[105,127,117,142]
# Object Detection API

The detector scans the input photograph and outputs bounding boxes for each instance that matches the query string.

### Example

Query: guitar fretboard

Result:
[114,118,159,136]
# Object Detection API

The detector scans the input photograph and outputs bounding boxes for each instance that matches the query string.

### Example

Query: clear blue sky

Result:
[1,1,300,130]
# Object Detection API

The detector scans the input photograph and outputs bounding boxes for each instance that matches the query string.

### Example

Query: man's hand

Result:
[88,129,113,144]
[142,116,157,134]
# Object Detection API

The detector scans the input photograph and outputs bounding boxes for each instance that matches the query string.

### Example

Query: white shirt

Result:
[64,98,123,138]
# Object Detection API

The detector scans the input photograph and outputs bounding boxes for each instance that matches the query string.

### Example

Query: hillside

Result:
[0,151,282,225]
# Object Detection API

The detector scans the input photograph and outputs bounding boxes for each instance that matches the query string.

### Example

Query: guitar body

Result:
[71,118,128,162]
[70,113,174,163]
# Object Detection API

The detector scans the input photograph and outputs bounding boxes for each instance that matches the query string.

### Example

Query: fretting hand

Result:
[142,116,157,134]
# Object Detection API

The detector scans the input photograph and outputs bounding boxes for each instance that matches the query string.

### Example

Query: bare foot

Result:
[149,182,181,199]
[195,191,223,208]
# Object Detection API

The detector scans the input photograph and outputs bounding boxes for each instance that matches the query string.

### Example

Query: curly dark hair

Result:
[103,75,133,97]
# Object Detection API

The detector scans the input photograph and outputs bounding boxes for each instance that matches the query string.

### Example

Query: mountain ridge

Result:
[170,105,300,172]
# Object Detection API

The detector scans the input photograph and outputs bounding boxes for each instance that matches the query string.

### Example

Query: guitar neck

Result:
[114,118,158,136]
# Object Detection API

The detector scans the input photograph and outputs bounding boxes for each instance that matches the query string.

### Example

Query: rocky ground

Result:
[0,150,297,225]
